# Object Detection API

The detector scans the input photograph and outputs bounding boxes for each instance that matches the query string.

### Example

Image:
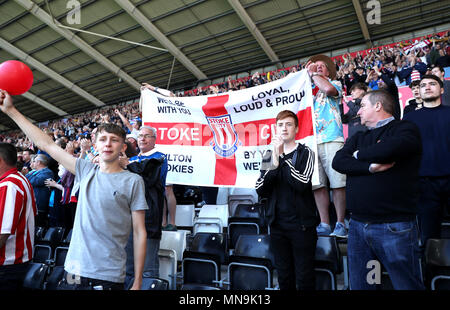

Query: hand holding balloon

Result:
[0,60,34,96]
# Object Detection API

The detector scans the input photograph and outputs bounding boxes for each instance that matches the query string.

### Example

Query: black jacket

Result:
[127,157,165,240]
[332,120,422,223]
[255,144,319,229]
[342,98,367,138]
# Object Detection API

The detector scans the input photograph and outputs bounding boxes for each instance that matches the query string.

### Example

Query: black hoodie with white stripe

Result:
[256,143,319,230]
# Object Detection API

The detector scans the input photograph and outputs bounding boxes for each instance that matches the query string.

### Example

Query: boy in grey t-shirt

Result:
[0,91,147,290]
[64,158,147,284]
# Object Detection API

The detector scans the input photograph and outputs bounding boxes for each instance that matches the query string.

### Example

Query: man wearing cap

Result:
[306,55,347,238]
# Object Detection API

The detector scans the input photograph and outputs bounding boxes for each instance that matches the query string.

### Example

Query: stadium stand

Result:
[0,3,449,291]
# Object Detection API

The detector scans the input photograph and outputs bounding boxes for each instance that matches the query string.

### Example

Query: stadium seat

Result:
[22,263,49,290]
[425,238,450,290]
[189,232,228,264]
[35,226,47,243]
[158,248,178,290]
[125,276,170,290]
[193,217,223,234]
[33,244,52,264]
[53,246,69,267]
[198,204,229,228]
[175,204,196,229]
[314,236,342,290]
[44,266,65,290]
[62,229,73,245]
[233,203,264,218]
[227,194,255,218]
[160,230,190,262]
[226,234,274,290]
[181,232,228,289]
[39,227,65,248]
[181,250,221,289]
[227,217,263,250]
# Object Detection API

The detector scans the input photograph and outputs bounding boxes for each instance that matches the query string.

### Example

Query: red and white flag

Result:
[403,40,430,54]
[141,70,318,188]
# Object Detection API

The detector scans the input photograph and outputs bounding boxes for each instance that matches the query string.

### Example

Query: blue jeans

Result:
[348,219,425,290]
[124,234,160,289]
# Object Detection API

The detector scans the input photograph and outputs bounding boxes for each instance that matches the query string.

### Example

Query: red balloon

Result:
[0,60,34,96]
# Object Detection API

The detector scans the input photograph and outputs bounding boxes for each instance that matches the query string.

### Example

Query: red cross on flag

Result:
[141,69,319,188]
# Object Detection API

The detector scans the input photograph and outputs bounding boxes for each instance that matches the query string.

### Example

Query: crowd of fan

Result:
[1,32,449,179]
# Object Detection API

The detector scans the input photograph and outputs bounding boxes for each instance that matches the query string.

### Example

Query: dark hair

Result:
[350,82,368,93]
[276,110,298,128]
[0,143,18,167]
[409,80,421,88]
[365,90,395,116]
[420,74,444,88]
[431,65,445,73]
[22,148,34,155]
[95,123,126,142]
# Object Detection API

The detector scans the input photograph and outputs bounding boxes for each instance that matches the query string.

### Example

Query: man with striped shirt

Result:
[0,142,37,290]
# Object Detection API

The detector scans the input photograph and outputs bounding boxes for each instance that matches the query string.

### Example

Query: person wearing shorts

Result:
[306,54,347,238]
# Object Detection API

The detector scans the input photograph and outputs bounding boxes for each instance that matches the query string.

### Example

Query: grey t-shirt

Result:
[64,159,148,283]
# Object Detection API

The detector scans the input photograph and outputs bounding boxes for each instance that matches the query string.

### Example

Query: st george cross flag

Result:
[141,69,319,188]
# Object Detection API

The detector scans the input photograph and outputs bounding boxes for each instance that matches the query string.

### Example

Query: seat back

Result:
[22,263,49,290]
[193,217,223,234]
[141,277,169,290]
[198,204,229,227]
[315,236,341,273]
[35,226,47,243]
[158,249,177,290]
[160,230,190,262]
[62,229,72,245]
[41,227,65,247]
[45,266,65,290]
[233,203,263,218]
[314,236,342,290]
[425,239,450,290]
[190,232,227,264]
[228,218,261,250]
[228,195,255,218]
[54,246,69,267]
[175,204,196,228]
[33,244,52,264]
[182,252,220,286]
[228,258,272,290]
[234,234,273,263]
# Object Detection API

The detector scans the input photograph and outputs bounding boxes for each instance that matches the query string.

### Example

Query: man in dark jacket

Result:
[256,110,318,290]
[342,83,368,139]
[332,90,425,290]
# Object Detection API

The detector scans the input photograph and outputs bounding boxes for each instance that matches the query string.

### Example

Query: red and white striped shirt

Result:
[0,168,37,265]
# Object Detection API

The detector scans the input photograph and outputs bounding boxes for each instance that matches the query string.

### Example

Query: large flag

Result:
[141,69,319,188]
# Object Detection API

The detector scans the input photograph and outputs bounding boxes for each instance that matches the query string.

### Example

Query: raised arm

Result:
[0,90,76,174]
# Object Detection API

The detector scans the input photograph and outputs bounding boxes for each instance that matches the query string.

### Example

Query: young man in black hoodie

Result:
[256,110,318,290]
[332,90,425,290]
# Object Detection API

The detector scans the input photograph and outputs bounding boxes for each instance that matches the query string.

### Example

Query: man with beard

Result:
[403,75,450,250]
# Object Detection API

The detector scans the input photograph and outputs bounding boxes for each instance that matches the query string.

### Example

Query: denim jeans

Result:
[124,234,160,289]
[348,219,425,290]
